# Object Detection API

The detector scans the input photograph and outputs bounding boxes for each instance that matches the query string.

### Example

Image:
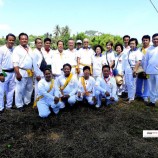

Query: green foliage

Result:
[0,26,131,50]
[75,32,88,41]
[0,38,5,46]
[90,34,123,51]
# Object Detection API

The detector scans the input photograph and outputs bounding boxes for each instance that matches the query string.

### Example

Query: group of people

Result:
[0,32,158,118]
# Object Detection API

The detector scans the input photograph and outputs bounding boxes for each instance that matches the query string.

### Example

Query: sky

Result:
[0,0,158,42]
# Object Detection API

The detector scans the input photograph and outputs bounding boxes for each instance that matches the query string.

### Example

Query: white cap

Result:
[76,40,82,44]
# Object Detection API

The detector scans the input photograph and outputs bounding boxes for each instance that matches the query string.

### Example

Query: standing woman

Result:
[92,45,106,79]
[122,38,143,103]
[113,43,124,96]
[103,41,115,76]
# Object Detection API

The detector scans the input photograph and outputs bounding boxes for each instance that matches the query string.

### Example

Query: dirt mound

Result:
[0,100,158,158]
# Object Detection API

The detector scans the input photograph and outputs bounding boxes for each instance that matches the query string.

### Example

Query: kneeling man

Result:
[95,65,118,107]
[34,68,64,118]
[57,63,78,106]
[77,66,96,105]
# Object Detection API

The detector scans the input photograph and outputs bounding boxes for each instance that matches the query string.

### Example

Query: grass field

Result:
[0,99,158,158]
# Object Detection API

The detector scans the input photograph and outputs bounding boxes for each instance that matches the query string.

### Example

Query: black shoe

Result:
[18,107,25,112]
[121,92,128,98]
[123,98,129,101]
[135,96,144,101]
[146,102,155,107]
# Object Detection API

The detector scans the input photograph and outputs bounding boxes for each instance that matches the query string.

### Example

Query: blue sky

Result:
[0,0,158,42]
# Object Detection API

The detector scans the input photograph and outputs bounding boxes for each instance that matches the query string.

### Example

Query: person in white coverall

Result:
[12,33,34,112]
[0,33,16,113]
[36,68,64,118]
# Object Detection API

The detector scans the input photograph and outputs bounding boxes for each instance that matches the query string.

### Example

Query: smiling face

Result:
[129,40,137,50]
[44,41,51,50]
[35,39,43,50]
[142,38,150,48]
[19,35,28,47]
[64,65,71,77]
[102,67,110,78]
[68,40,74,50]
[106,43,112,51]
[116,46,122,55]
[6,36,15,49]
[95,47,101,56]
[58,41,64,52]
[83,69,90,78]
[83,39,89,48]
[152,35,158,47]
[44,70,52,82]
[123,37,130,46]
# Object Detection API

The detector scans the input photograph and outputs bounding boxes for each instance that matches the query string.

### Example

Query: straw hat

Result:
[115,75,123,86]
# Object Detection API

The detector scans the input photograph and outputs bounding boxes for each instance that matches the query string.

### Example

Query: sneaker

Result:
[128,100,135,104]
[95,104,100,108]
[146,102,155,107]
[18,107,25,112]
[6,107,13,111]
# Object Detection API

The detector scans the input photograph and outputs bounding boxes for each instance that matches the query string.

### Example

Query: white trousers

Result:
[148,74,158,103]
[125,74,136,100]
[76,93,94,105]
[15,77,33,108]
[37,100,65,118]
[62,95,76,106]
[0,72,15,111]
[95,91,118,107]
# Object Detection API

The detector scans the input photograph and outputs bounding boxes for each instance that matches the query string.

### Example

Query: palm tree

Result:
[54,25,61,37]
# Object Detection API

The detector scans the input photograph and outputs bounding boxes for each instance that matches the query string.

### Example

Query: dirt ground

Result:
[0,99,158,158]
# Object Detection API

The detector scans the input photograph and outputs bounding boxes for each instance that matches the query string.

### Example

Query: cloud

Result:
[0,0,4,7]
[0,24,10,31]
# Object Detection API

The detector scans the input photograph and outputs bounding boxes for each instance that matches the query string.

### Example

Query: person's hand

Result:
[78,92,81,98]
[0,75,5,82]
[64,95,70,98]
[76,67,80,74]
[92,96,96,103]
[133,71,137,78]
[16,73,22,81]
[85,91,90,96]
[142,72,146,77]
[54,97,59,104]
[110,97,114,101]
[36,76,41,81]
[105,91,110,97]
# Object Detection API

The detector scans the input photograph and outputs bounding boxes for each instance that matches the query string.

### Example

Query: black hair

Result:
[57,40,64,46]
[18,33,28,40]
[94,45,104,53]
[6,33,16,40]
[114,43,123,51]
[102,65,110,71]
[83,66,90,72]
[123,35,130,40]
[106,41,113,47]
[68,38,74,41]
[35,38,42,44]
[152,33,158,38]
[44,38,51,43]
[142,35,150,41]
[129,38,138,46]
[63,63,71,70]
[43,68,52,74]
